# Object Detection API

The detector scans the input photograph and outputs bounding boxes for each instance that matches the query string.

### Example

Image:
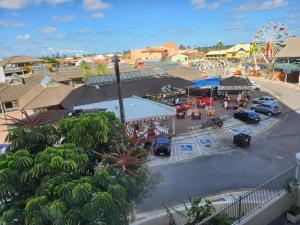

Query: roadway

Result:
[137,78,300,213]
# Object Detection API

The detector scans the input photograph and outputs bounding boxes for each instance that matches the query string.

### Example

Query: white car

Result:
[253,96,278,105]
[250,81,261,90]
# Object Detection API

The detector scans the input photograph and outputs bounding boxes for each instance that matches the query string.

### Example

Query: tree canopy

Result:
[1,111,149,225]
[5,124,60,154]
[80,61,92,78]
[97,64,108,76]
[0,144,136,225]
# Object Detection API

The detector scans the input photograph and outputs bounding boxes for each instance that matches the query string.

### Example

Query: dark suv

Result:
[234,109,261,124]
[154,136,172,156]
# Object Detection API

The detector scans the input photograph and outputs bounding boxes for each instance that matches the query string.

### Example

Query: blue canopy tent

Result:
[190,77,220,88]
[187,77,220,99]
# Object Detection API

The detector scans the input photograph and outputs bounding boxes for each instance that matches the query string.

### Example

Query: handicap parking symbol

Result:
[181,144,193,152]
[199,137,213,147]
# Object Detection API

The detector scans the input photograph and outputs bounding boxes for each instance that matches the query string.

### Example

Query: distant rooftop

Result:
[0,55,44,66]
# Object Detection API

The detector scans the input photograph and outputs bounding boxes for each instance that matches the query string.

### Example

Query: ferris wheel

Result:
[254,22,290,59]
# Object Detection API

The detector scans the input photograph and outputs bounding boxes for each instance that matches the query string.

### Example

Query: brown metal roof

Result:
[48,70,83,82]
[19,83,73,110]
[167,67,201,81]
[62,76,192,109]
[0,56,44,66]
[0,75,44,102]
[274,37,300,58]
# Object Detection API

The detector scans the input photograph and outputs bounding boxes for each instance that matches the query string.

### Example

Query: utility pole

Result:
[113,55,125,124]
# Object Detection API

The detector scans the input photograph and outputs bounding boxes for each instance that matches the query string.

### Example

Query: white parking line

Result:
[191,127,205,156]
[172,138,179,161]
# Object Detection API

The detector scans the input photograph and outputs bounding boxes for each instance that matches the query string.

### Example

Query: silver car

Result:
[250,103,281,116]
[253,96,278,104]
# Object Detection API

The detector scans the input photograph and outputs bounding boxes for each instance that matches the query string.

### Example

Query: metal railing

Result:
[199,163,298,225]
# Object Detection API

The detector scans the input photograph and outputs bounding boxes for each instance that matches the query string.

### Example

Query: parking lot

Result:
[148,114,279,167]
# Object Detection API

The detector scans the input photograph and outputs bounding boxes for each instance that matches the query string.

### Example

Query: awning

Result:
[218,86,252,91]
[190,77,220,88]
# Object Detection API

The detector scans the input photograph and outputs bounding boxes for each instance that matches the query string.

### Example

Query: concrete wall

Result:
[240,192,294,225]
[0,66,5,83]
[132,190,299,225]
[131,202,227,225]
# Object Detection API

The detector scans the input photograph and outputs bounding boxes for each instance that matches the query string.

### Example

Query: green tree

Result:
[80,61,92,78]
[5,124,60,154]
[0,144,135,225]
[179,44,186,50]
[97,64,108,76]
[1,112,149,225]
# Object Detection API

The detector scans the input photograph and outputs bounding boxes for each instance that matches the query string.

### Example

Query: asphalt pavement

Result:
[137,78,300,213]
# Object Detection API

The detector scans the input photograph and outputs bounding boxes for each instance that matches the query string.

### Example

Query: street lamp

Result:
[113,55,126,124]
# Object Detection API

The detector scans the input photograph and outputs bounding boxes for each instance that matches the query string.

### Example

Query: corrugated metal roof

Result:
[86,68,166,85]
[274,37,300,58]
[73,96,176,122]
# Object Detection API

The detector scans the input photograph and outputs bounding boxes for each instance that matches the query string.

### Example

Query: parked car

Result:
[154,136,172,156]
[253,96,278,104]
[234,109,261,124]
[250,81,261,90]
[250,103,281,116]
[0,144,10,154]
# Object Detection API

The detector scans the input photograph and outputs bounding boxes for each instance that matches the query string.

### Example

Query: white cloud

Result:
[92,12,105,18]
[52,14,76,22]
[227,23,245,30]
[191,0,221,10]
[46,0,72,3]
[45,47,84,55]
[0,20,26,27]
[16,33,31,41]
[0,0,72,10]
[39,26,58,33]
[238,0,287,11]
[83,0,111,11]
[79,28,92,34]
[235,15,245,19]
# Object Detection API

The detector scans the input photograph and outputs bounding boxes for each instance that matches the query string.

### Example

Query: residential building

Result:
[170,53,189,63]
[206,50,227,59]
[225,43,251,59]
[0,75,43,112]
[19,75,73,113]
[162,42,180,57]
[273,36,300,84]
[206,43,251,60]
[170,51,206,63]
[131,48,167,62]
[0,56,47,83]
[130,43,180,62]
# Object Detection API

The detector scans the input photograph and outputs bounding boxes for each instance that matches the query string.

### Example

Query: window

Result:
[4,102,13,109]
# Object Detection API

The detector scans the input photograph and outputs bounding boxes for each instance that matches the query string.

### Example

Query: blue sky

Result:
[0,0,299,57]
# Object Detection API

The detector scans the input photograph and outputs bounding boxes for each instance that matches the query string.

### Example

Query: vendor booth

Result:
[218,76,252,101]
[187,77,220,97]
